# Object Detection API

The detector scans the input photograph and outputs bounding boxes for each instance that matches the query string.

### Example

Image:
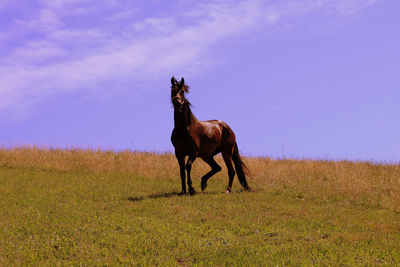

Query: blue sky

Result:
[1,0,399,161]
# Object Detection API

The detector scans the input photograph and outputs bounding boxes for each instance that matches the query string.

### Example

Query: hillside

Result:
[0,147,399,265]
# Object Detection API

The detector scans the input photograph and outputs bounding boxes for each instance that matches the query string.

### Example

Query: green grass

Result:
[0,148,400,265]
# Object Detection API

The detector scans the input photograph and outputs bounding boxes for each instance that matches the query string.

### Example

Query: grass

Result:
[0,146,400,265]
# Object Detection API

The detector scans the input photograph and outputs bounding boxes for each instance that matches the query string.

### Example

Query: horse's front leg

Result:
[186,156,196,195]
[175,152,186,195]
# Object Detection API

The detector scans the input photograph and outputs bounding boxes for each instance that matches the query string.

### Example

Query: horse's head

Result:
[171,76,189,111]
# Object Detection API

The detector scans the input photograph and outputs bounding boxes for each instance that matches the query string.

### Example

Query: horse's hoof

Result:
[225,188,231,194]
[178,191,186,196]
[189,188,196,196]
[201,182,207,191]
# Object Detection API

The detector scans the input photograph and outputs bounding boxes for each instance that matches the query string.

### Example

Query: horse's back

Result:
[198,120,236,151]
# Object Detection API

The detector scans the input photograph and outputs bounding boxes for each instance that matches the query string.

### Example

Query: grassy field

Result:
[0,146,400,265]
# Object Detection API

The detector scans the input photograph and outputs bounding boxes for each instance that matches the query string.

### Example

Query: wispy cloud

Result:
[0,0,381,118]
[331,0,381,15]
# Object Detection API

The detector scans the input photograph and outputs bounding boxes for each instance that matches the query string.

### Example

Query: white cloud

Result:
[0,0,382,119]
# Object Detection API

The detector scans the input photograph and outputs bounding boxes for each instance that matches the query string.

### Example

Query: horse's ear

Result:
[171,76,177,85]
[179,77,185,87]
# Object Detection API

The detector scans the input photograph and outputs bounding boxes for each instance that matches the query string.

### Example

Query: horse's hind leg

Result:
[221,151,235,193]
[186,156,196,196]
[200,156,222,191]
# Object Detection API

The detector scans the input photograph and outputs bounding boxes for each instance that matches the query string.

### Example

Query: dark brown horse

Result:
[170,76,251,195]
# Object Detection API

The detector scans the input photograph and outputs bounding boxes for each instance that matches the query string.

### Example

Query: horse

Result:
[170,76,251,195]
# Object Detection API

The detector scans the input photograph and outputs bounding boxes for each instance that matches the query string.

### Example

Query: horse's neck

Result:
[174,104,197,130]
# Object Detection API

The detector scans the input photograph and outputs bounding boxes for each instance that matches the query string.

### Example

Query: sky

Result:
[0,0,399,162]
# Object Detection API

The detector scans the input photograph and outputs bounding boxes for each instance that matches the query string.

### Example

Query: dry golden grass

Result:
[1,146,399,212]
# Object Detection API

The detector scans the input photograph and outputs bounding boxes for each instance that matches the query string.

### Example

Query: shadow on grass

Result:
[127,192,179,202]
[127,191,219,202]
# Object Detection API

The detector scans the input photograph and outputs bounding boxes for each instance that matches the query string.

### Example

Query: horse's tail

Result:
[232,142,251,190]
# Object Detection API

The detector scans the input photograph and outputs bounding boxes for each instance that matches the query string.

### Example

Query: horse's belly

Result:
[198,136,220,156]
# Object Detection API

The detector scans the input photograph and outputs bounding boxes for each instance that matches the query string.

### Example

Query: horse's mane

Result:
[182,84,190,93]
